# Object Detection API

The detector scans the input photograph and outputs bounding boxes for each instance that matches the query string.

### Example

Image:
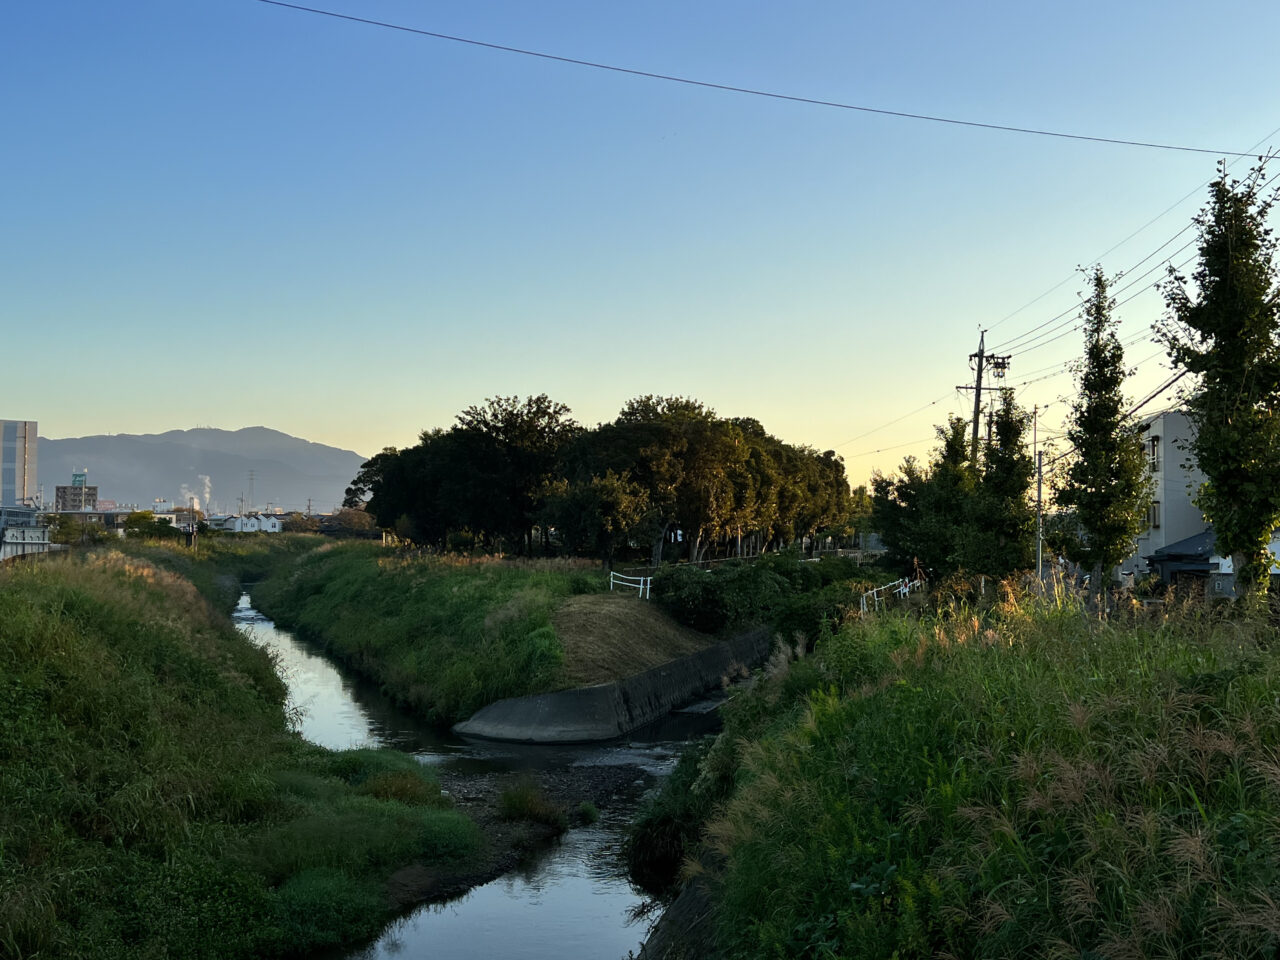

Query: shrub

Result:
[497,776,568,830]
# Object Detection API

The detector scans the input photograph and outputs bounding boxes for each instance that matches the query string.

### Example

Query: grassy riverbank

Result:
[633,588,1280,958]
[250,543,606,724]
[0,553,481,959]
[117,533,322,611]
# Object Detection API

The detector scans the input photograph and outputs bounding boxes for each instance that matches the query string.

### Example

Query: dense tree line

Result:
[345,395,865,563]
[871,389,1035,580]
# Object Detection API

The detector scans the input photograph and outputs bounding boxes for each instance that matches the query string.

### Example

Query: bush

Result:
[497,776,567,831]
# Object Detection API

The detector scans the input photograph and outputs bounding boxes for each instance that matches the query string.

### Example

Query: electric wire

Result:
[833,392,954,449]
[985,124,1280,334]
[254,0,1261,157]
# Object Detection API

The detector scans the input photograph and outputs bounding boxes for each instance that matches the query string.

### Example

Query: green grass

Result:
[249,542,605,723]
[0,553,480,960]
[497,776,568,831]
[117,534,323,611]
[639,586,1280,958]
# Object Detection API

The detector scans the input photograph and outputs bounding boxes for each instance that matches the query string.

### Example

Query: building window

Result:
[1148,436,1160,473]
[1147,500,1161,530]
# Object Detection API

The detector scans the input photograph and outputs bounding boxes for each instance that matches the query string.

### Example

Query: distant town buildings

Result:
[206,513,284,534]
[0,419,50,560]
[55,470,99,512]
[1,419,38,507]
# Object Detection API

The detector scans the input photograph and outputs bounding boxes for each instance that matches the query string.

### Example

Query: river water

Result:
[231,594,710,960]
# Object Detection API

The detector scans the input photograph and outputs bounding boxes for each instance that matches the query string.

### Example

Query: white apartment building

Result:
[1118,409,1208,580]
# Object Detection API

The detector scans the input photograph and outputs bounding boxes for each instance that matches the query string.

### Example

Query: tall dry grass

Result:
[658,586,1280,958]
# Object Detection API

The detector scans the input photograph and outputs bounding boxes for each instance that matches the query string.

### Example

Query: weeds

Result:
[249,542,606,723]
[0,554,481,959]
[497,776,568,831]
[639,589,1280,958]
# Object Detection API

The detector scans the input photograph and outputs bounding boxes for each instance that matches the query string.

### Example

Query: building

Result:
[1118,409,1208,581]
[206,513,283,534]
[0,423,49,561]
[55,470,99,512]
[1,419,37,507]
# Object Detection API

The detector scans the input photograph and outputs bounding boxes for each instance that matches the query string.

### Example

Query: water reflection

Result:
[232,593,712,959]
[350,819,649,960]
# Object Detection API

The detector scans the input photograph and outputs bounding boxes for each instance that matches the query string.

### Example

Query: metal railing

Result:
[610,571,653,600]
[860,576,925,613]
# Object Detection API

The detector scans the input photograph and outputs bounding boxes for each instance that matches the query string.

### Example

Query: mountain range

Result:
[38,427,368,515]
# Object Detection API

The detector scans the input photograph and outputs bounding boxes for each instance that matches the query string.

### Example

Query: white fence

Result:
[860,576,925,613]
[610,571,653,600]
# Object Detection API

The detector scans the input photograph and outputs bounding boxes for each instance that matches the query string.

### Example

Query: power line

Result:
[986,124,1280,334]
[833,392,953,449]
[990,230,1197,355]
[254,0,1260,157]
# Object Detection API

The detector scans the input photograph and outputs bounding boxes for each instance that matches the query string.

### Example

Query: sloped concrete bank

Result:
[453,626,772,743]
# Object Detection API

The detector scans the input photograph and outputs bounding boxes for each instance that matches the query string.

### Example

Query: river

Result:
[231,593,711,960]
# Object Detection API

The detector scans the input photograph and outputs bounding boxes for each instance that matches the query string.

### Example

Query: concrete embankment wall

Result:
[452,626,773,743]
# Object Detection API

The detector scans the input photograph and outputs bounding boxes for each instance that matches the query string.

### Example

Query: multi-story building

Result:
[1,419,37,507]
[1118,409,1209,580]
[55,470,99,512]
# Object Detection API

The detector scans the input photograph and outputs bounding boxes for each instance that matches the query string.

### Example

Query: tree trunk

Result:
[650,523,670,570]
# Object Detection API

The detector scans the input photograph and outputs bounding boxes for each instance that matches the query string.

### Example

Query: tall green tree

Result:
[1160,164,1280,607]
[965,389,1037,576]
[1057,267,1152,602]
[872,417,976,578]
[454,394,581,554]
[873,399,1034,581]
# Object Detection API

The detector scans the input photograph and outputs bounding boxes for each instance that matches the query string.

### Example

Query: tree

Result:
[541,470,648,566]
[872,418,976,578]
[1160,163,1280,607]
[1056,268,1152,604]
[965,389,1036,577]
[872,399,1035,581]
[122,510,182,540]
[454,394,581,554]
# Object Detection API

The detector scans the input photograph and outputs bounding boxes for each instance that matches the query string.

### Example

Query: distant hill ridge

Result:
[38,427,367,515]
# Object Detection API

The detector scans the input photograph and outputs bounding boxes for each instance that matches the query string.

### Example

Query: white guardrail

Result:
[610,571,653,600]
[860,576,925,613]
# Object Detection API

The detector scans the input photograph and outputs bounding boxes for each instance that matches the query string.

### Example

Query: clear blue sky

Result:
[6,0,1277,484]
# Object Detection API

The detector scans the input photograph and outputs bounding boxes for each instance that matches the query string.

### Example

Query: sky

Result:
[5,0,1278,485]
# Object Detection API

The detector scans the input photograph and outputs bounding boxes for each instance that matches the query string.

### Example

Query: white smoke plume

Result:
[178,475,214,513]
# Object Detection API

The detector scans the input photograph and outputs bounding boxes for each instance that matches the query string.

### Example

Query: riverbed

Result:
[231,594,712,960]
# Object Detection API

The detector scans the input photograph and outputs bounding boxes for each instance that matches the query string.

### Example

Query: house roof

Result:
[1145,528,1215,563]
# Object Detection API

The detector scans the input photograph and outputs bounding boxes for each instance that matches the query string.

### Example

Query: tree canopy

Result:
[1056,267,1152,589]
[349,395,856,563]
[871,391,1035,580]
[1160,163,1280,605]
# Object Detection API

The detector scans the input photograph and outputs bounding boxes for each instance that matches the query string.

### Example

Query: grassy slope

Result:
[554,593,718,686]
[639,589,1280,959]
[116,533,324,611]
[249,543,607,724]
[0,553,480,960]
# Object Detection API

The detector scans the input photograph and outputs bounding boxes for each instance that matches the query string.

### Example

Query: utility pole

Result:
[956,331,1011,462]
[247,470,255,514]
[306,498,312,518]
[1034,405,1043,587]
